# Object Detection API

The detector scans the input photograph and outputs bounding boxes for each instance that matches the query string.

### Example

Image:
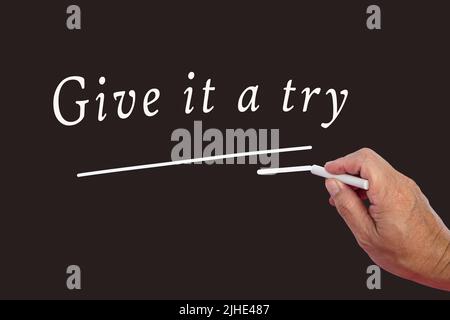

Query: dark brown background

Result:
[2,1,449,299]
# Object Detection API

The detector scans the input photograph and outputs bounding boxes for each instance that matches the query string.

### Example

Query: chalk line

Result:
[77,145,312,178]
[257,165,312,175]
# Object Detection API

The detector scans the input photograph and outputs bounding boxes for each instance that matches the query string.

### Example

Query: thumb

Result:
[325,179,375,241]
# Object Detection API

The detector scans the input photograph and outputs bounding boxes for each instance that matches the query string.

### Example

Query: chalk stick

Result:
[257,164,369,190]
[310,165,369,190]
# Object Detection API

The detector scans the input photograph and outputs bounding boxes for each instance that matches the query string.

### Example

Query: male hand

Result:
[325,148,450,291]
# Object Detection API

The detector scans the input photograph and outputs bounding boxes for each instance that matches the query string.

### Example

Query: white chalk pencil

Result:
[257,165,369,190]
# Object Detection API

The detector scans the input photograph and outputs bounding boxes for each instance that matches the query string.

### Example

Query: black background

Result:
[2,1,449,299]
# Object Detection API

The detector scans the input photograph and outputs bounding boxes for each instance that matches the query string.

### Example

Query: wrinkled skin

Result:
[325,148,450,291]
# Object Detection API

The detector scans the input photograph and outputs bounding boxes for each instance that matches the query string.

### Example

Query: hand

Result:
[324,148,450,291]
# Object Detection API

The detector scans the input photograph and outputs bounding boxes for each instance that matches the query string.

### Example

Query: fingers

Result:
[329,189,367,206]
[325,179,375,243]
[324,148,393,204]
[329,197,335,206]
[356,189,368,200]
[325,148,377,178]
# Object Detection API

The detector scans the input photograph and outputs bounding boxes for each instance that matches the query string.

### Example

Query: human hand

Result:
[324,148,450,291]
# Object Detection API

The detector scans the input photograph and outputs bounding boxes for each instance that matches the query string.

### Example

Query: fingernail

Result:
[325,179,340,197]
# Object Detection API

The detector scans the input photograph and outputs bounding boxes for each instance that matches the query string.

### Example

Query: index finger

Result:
[324,148,386,192]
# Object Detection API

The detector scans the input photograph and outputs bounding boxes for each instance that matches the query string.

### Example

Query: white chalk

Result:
[310,165,369,190]
[256,165,312,175]
[257,164,369,190]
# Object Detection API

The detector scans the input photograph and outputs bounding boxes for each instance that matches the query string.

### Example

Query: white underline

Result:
[76,145,312,178]
[257,165,312,175]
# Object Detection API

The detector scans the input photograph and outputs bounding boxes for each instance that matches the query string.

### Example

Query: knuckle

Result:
[359,147,375,158]
[393,177,421,210]
[336,196,355,217]
[406,177,420,192]
[402,175,420,195]
[356,236,372,251]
